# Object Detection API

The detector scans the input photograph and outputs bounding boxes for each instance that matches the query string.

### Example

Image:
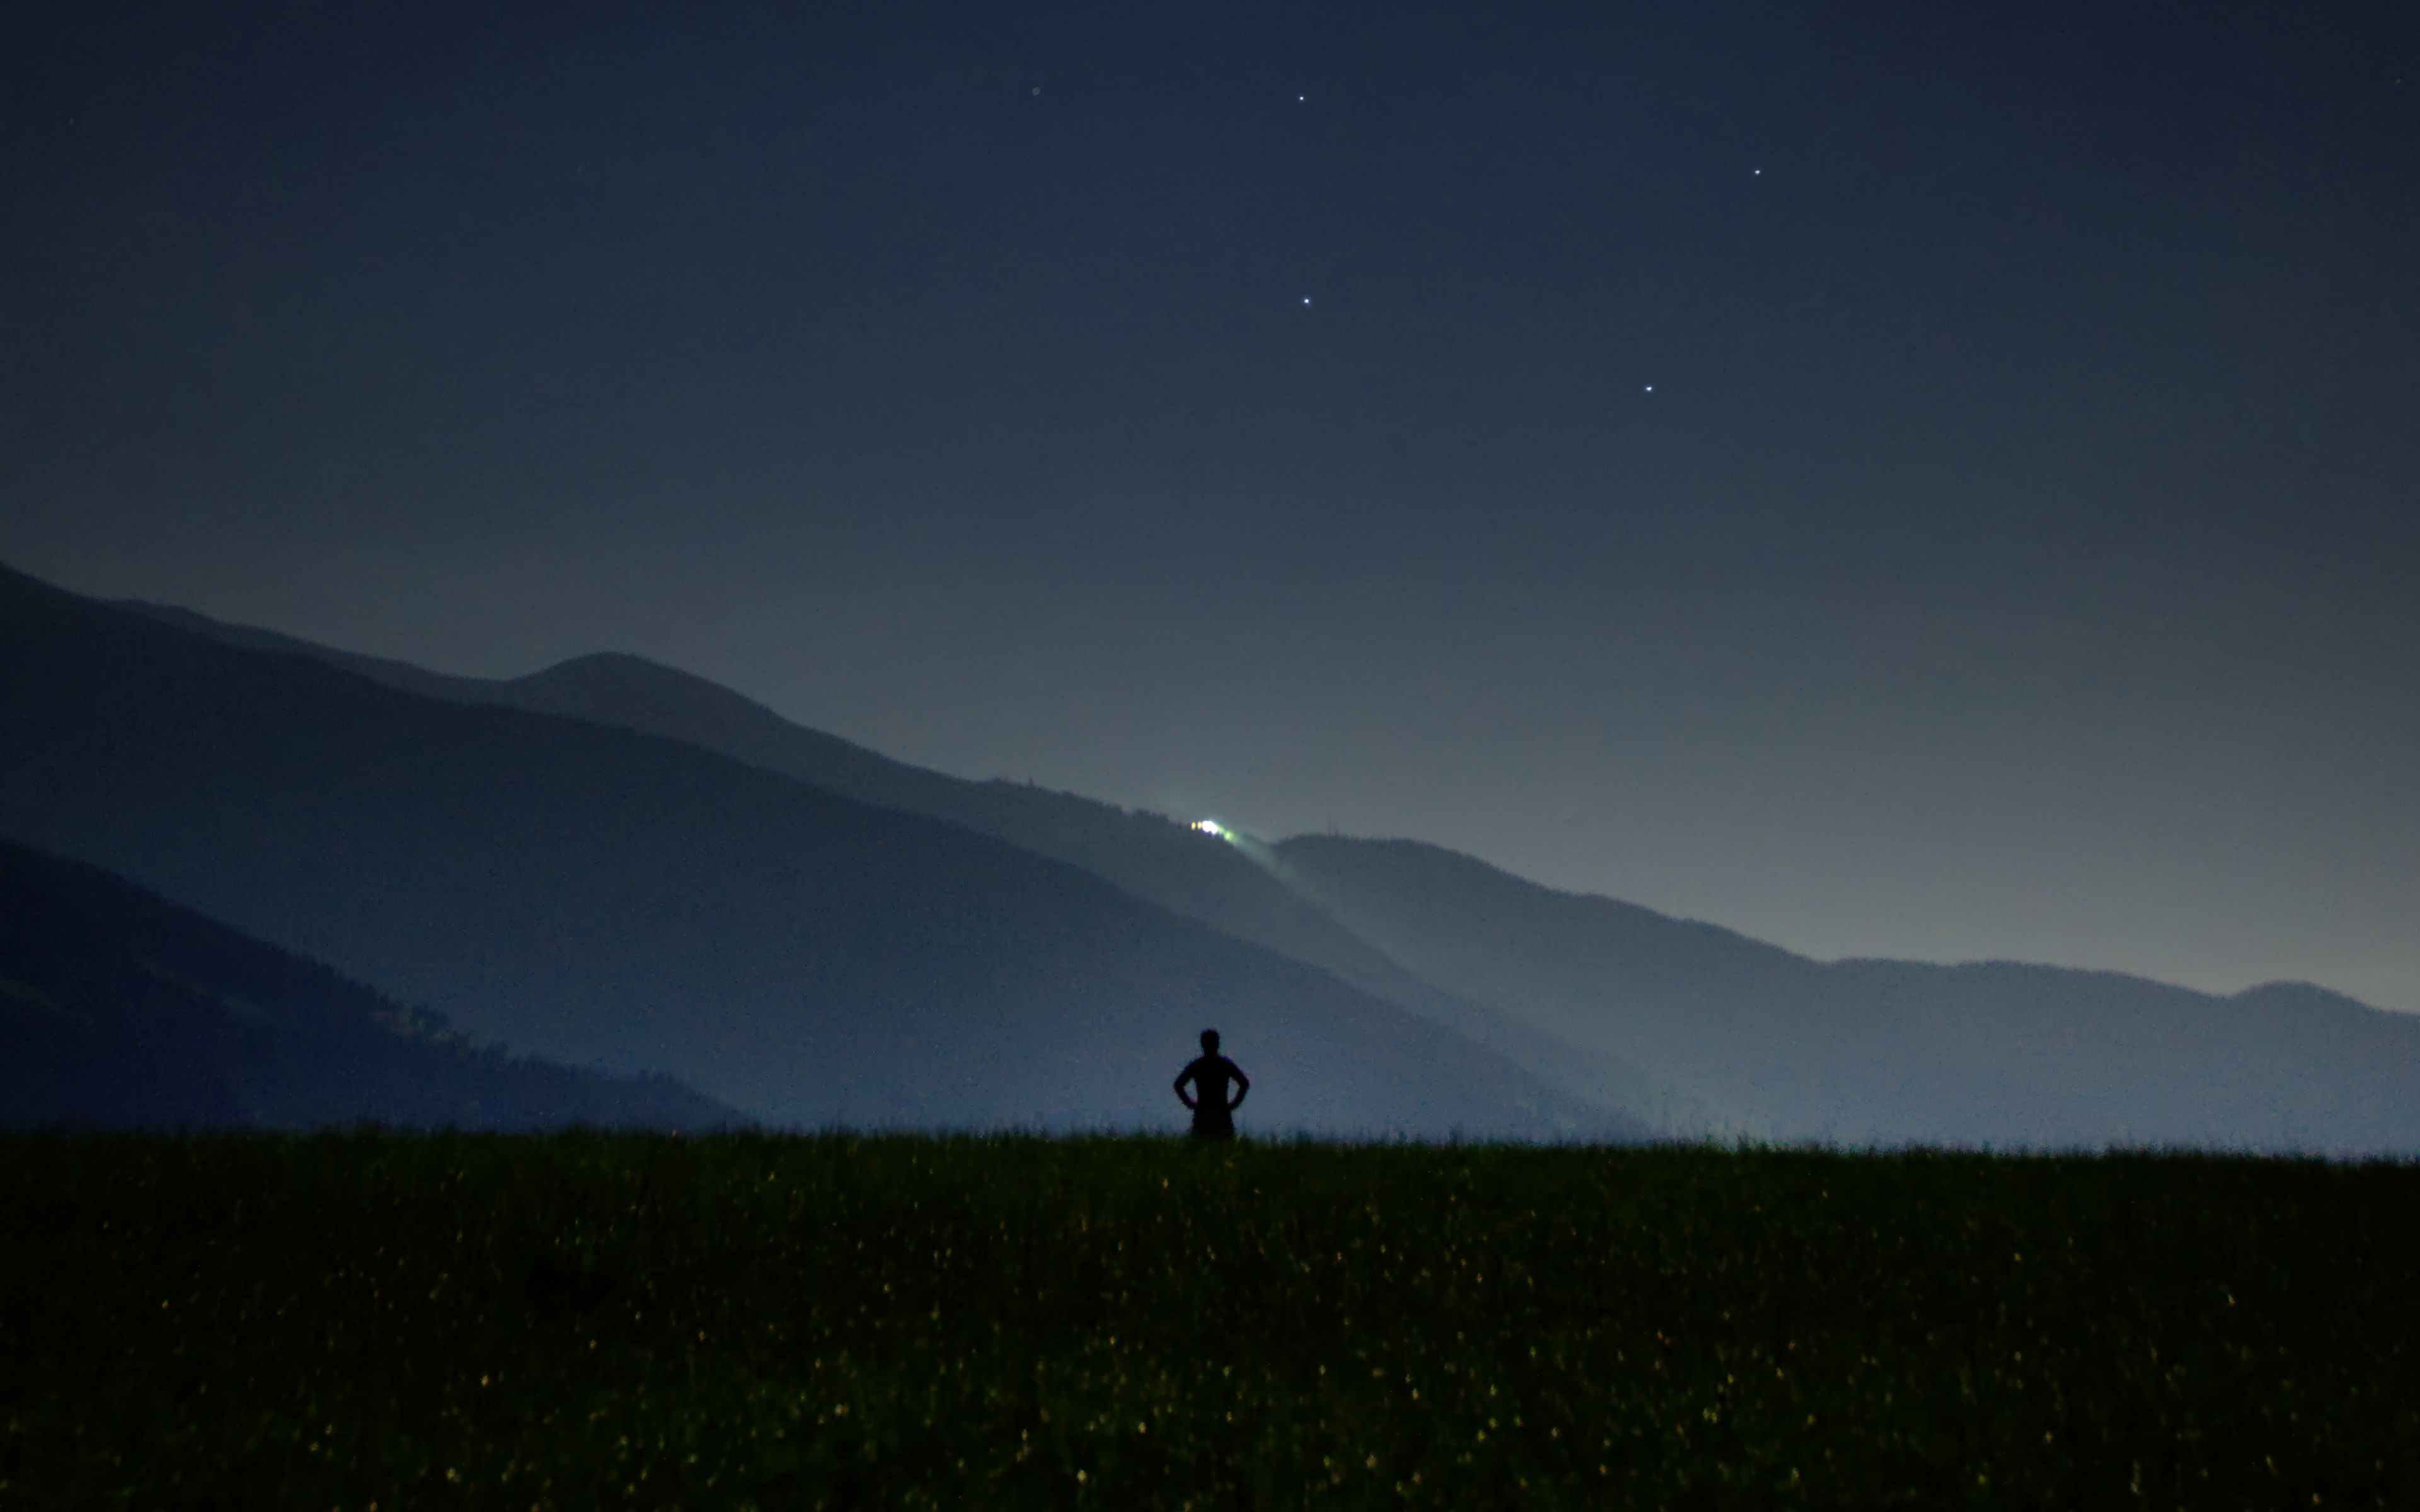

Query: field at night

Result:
[3,1133,2413,1508]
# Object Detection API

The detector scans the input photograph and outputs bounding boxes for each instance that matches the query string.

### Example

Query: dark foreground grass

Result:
[1,1135,2414,1509]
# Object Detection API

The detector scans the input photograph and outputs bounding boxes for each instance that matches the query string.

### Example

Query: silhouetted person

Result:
[1174,1028,1249,1141]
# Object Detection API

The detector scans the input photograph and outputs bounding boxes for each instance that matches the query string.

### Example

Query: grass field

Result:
[1,1133,2413,1508]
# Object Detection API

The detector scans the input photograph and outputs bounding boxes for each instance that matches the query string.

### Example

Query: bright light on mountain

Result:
[1192,820,1223,837]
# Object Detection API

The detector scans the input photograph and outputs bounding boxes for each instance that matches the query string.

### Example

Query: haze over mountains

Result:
[134,592,2420,1154]
[6,559,2416,1150]
[1,564,1620,1138]
[1271,839,2420,1152]
[125,599,1698,1130]
[0,835,737,1131]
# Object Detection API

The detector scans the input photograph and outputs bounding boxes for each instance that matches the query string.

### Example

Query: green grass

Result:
[1,1134,2413,1508]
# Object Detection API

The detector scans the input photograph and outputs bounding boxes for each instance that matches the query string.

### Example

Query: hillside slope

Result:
[126,602,1689,1126]
[1,566,1633,1138]
[1273,835,2420,1152]
[0,837,739,1130]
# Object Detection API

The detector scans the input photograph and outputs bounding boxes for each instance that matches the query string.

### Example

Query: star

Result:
[1302,297,1313,307]
[1643,384,1654,392]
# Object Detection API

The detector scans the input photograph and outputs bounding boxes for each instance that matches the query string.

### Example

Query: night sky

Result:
[4,4,2415,1011]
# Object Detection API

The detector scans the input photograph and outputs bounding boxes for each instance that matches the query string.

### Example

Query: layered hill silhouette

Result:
[1272,836,2420,1152]
[127,600,1692,1127]
[122,593,2420,1153]
[0,836,738,1130]
[0,565,1630,1138]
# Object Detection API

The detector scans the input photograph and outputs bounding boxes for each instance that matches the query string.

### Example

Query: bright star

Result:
[1644,384,1654,392]
[1302,297,1313,306]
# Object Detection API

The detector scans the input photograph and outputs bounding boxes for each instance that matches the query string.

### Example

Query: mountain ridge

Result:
[120,593,2420,1152]
[0,835,742,1131]
[1,564,1635,1138]
[122,598,1696,1128]
[1274,833,2420,1151]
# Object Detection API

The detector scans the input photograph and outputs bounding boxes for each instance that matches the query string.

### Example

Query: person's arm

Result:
[1173,1065,1197,1110]
[1226,1062,1250,1111]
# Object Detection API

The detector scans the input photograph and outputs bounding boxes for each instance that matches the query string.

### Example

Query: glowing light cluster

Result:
[1192,820,1224,837]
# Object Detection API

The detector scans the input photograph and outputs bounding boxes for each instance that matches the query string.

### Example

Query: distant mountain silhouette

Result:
[0,837,738,1130]
[0,565,1635,1138]
[126,600,1692,1127]
[111,586,2419,1151]
[1272,835,2420,1152]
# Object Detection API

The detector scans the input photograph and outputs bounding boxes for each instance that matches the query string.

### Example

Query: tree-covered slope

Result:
[0,837,739,1130]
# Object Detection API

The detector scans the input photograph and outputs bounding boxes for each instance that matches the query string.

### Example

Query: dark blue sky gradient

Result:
[4,3,2416,1007]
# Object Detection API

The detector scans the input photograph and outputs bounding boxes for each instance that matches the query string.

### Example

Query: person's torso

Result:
[1187,1055,1238,1104]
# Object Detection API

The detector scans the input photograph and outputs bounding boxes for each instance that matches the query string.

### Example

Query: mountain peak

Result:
[507,650,792,730]
[2231,980,2395,1017]
[517,650,722,689]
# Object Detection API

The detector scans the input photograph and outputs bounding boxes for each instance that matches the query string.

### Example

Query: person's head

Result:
[1200,1028,1220,1053]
